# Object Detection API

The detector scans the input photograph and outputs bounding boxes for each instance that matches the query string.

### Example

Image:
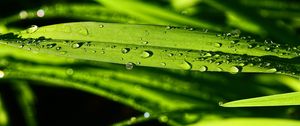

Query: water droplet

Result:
[265,47,271,51]
[229,66,240,74]
[46,43,56,48]
[56,47,61,50]
[122,48,130,54]
[78,27,88,35]
[141,51,153,58]
[126,62,135,70]
[214,43,222,47]
[72,42,84,49]
[101,51,105,54]
[161,62,166,66]
[99,24,104,28]
[19,44,24,48]
[267,68,277,73]
[66,68,74,75]
[144,112,150,118]
[26,25,38,33]
[179,61,192,70]
[168,53,174,57]
[218,101,224,106]
[199,66,207,72]
[159,115,168,122]
[204,53,212,57]
[142,41,148,45]
[166,26,172,30]
[0,70,5,78]
[189,27,194,31]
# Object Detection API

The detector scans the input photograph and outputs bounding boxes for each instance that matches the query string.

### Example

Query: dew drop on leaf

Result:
[72,42,84,49]
[161,62,166,66]
[180,61,192,70]
[141,51,153,58]
[46,43,57,48]
[56,47,61,50]
[19,44,24,48]
[26,25,38,33]
[214,43,222,47]
[199,66,207,72]
[99,24,104,28]
[122,48,130,54]
[230,66,240,74]
[78,27,88,35]
[126,62,135,70]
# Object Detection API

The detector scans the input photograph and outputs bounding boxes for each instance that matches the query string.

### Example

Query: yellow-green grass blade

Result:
[221,92,300,107]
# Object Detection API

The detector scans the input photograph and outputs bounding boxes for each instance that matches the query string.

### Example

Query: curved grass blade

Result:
[203,0,299,43]
[11,81,37,126]
[0,3,139,33]
[1,22,300,77]
[96,0,222,31]
[0,93,9,126]
[188,118,300,126]
[221,92,300,107]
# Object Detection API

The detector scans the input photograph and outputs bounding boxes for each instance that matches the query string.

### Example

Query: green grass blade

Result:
[0,93,9,126]
[188,118,300,126]
[11,82,37,126]
[0,3,139,33]
[1,22,300,76]
[204,0,299,43]
[221,92,300,107]
[96,0,222,31]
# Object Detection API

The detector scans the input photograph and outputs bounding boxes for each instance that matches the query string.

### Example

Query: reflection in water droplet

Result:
[144,112,150,118]
[26,25,38,33]
[141,51,153,58]
[180,61,192,70]
[168,53,174,57]
[0,70,5,78]
[199,66,207,72]
[19,44,24,48]
[161,62,166,66]
[126,62,135,70]
[230,66,240,74]
[122,48,130,54]
[99,24,104,28]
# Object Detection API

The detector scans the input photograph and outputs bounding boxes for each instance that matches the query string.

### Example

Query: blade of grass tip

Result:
[11,81,37,126]
[221,92,300,107]
[0,3,140,33]
[2,22,300,77]
[0,93,9,126]
[188,118,300,126]
[96,0,222,31]
[203,0,299,43]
